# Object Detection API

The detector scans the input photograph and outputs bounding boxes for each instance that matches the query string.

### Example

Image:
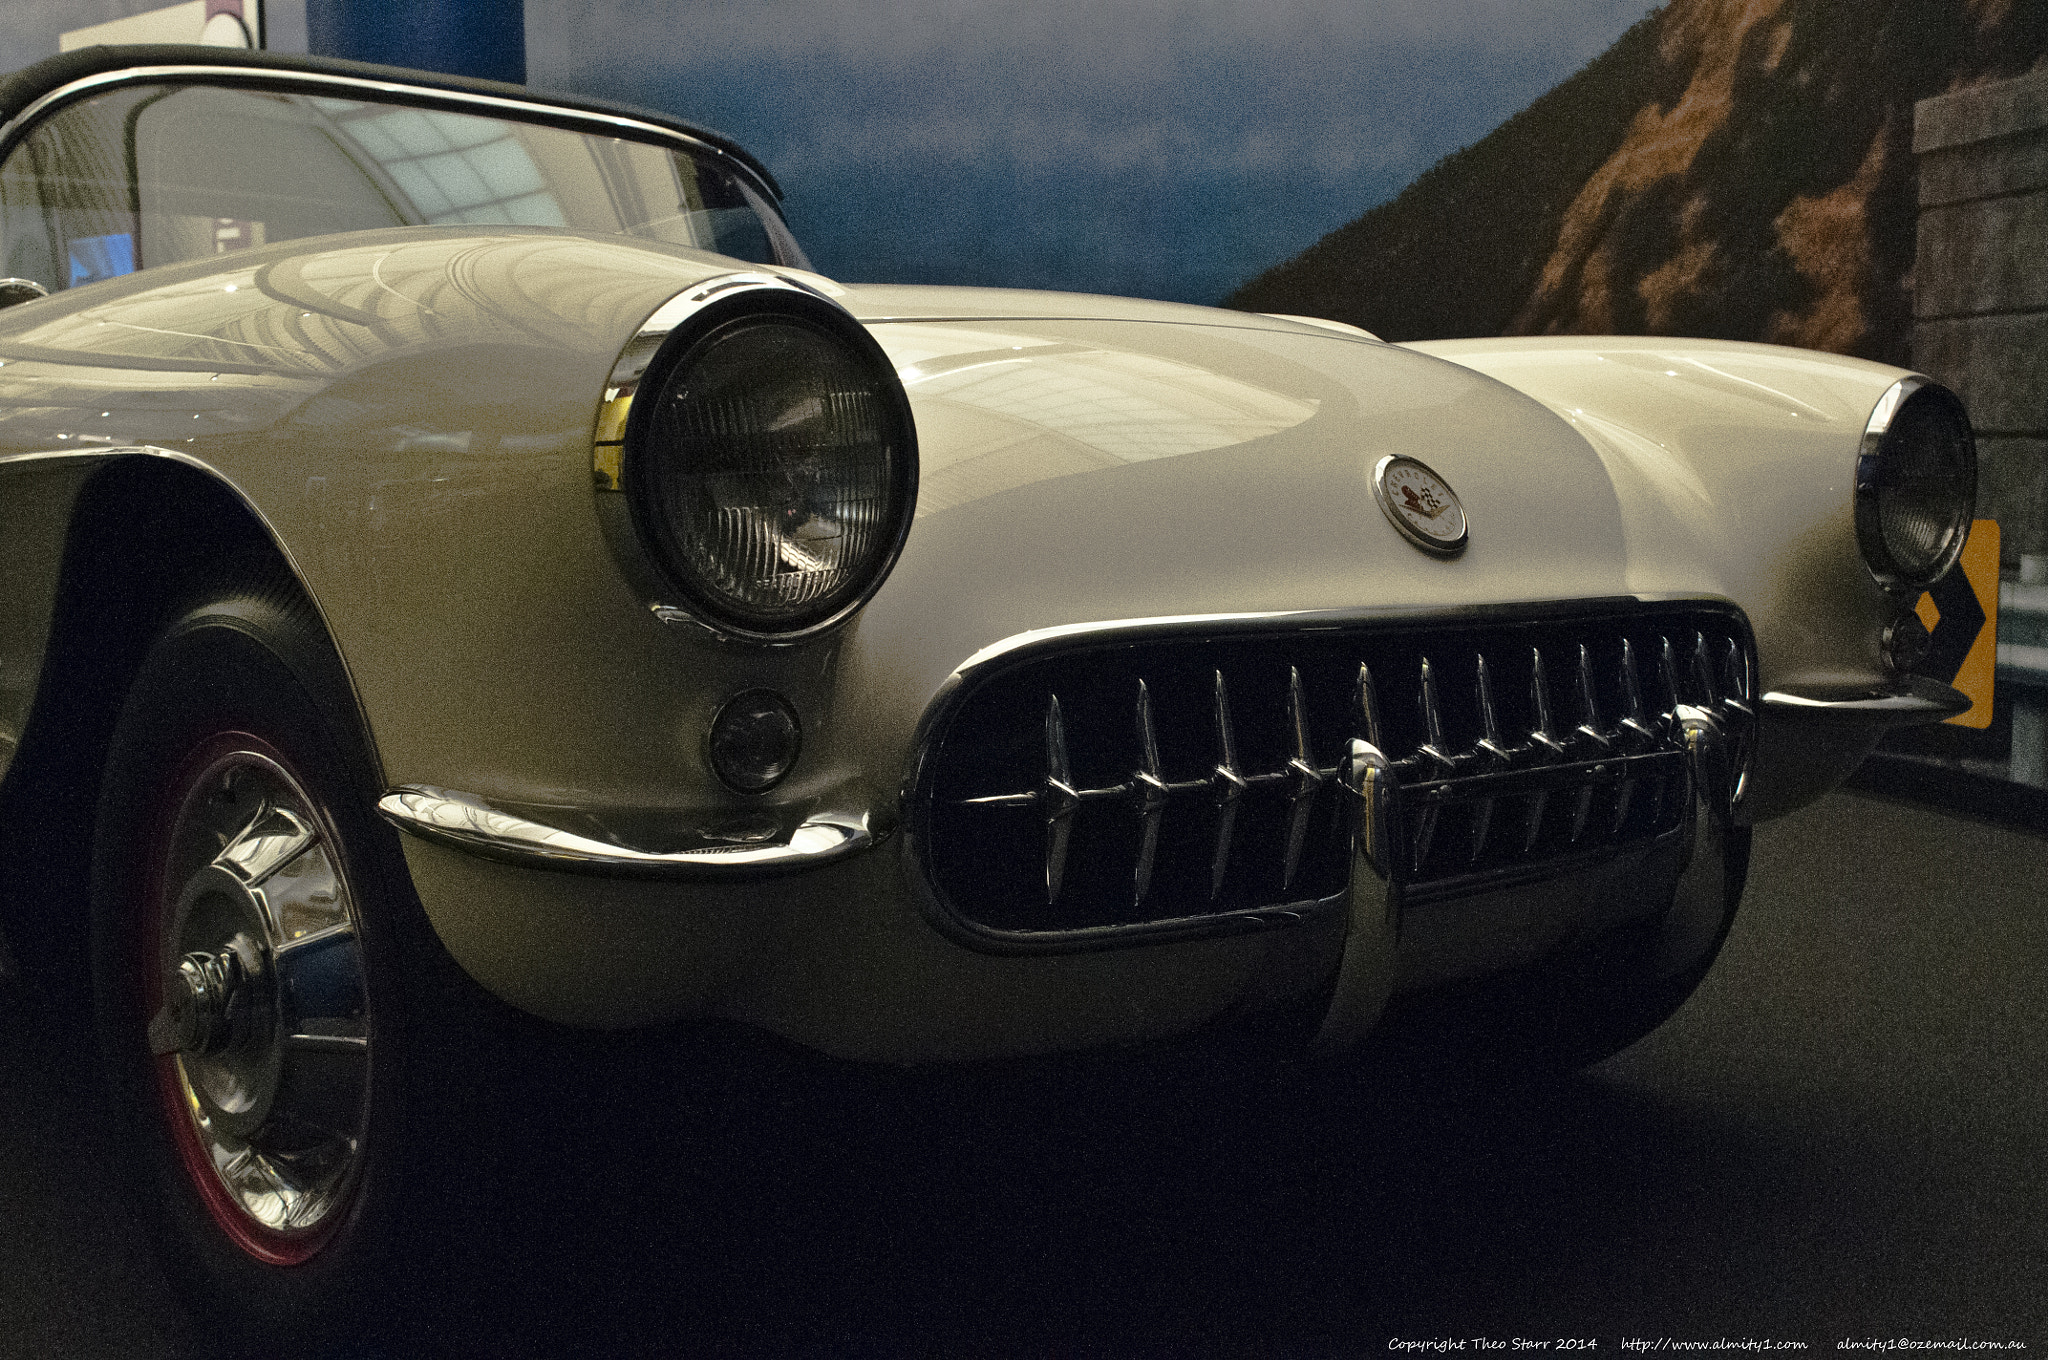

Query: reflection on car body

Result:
[0,43,1978,1351]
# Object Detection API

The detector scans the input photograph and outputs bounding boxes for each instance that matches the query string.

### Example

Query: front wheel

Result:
[90,586,489,1350]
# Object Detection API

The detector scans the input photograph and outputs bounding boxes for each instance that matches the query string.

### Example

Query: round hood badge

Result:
[1372,455,1468,556]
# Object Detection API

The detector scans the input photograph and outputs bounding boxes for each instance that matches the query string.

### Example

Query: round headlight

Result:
[623,293,916,639]
[1855,378,1976,590]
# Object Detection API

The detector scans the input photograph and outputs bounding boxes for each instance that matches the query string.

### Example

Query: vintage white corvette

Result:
[0,45,1975,1341]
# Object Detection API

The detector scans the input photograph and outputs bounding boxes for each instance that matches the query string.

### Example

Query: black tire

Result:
[89,579,494,1354]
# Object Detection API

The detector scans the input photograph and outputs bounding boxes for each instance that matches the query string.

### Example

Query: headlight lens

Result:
[625,299,916,638]
[1855,379,1975,590]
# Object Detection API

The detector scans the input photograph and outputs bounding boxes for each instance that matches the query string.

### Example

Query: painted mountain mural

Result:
[1227,0,2047,365]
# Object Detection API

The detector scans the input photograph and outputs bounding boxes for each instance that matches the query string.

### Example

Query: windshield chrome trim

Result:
[376,785,878,879]
[0,64,774,202]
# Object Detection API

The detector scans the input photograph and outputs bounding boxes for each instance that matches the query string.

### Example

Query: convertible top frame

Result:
[0,42,783,201]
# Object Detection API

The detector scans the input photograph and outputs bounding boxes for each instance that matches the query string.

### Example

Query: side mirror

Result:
[0,278,50,308]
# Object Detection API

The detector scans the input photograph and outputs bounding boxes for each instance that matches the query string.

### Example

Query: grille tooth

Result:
[1469,653,1507,863]
[1416,657,1455,775]
[1573,643,1611,751]
[1690,630,1717,707]
[1655,638,1683,824]
[1043,694,1079,904]
[1723,636,1752,708]
[1134,680,1164,781]
[1356,662,1386,753]
[1529,646,1561,746]
[1468,794,1494,866]
[1208,801,1237,901]
[1612,639,1651,835]
[1209,670,1246,899]
[1476,654,1512,764]
[1281,667,1325,891]
[1410,656,1450,873]
[1611,763,1637,837]
[1569,783,1595,844]
[1524,647,1563,851]
[1720,636,1756,801]
[1212,670,1243,775]
[1522,783,1549,854]
[1412,802,1440,876]
[1131,680,1169,907]
[1567,644,1602,841]
[1619,639,1658,745]
[923,607,1751,938]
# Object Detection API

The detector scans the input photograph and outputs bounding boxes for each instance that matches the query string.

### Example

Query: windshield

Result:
[0,82,807,291]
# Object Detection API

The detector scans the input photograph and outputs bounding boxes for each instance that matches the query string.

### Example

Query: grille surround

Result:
[904,598,1756,954]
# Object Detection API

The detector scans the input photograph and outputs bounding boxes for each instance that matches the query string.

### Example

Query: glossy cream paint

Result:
[1409,334,1906,690]
[1408,335,1917,817]
[0,238,1914,1045]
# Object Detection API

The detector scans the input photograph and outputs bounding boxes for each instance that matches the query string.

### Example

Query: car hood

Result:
[834,283,1634,678]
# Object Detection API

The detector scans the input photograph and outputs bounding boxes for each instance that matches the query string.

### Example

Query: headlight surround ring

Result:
[607,276,918,643]
[1854,377,1976,592]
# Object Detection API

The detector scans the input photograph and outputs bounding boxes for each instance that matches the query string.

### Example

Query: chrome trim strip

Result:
[1258,313,1382,342]
[1307,731,1402,1057]
[0,447,125,468]
[1860,375,1923,444]
[1760,676,1970,722]
[376,785,876,879]
[594,271,839,490]
[634,272,837,342]
[944,596,1707,683]
[1854,375,1975,591]
[0,65,767,195]
[0,277,50,306]
[953,610,1301,674]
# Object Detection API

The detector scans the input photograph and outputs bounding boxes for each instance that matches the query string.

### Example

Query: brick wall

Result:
[1914,68,2048,572]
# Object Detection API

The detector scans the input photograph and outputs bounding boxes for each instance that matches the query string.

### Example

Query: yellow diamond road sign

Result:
[1915,519,1998,728]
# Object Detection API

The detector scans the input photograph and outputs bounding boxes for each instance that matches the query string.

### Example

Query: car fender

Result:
[0,228,857,824]
[1408,336,1932,818]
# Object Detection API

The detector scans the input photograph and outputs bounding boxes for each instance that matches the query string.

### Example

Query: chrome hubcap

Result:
[148,941,250,1059]
[148,746,370,1249]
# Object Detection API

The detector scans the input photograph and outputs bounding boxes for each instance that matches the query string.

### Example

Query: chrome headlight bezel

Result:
[595,274,919,644]
[1854,377,1976,592]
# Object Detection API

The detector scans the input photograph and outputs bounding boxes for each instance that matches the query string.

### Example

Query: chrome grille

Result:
[913,603,1754,944]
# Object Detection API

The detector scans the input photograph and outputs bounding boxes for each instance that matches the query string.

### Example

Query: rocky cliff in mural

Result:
[1228,0,2046,366]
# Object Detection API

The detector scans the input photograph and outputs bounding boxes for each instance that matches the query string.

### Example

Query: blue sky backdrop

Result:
[6,0,1655,303]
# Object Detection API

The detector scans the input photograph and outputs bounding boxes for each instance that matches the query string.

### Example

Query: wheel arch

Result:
[0,453,379,994]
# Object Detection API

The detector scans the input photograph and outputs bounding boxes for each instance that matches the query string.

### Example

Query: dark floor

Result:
[3,789,2044,1358]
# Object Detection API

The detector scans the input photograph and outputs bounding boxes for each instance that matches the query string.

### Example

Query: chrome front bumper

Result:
[376,786,876,878]
[377,604,1774,1060]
